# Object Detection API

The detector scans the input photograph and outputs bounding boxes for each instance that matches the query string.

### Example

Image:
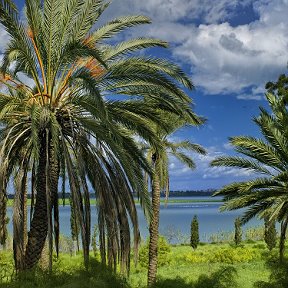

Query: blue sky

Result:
[1,0,288,190]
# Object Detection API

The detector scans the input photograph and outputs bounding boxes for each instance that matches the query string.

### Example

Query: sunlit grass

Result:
[1,241,284,288]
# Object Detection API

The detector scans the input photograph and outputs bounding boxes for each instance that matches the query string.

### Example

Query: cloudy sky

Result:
[2,0,288,190]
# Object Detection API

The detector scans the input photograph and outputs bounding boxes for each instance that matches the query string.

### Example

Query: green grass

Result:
[1,241,286,288]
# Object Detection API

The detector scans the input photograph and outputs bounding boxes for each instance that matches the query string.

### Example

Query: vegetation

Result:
[139,236,171,268]
[1,0,287,285]
[190,215,200,250]
[69,196,79,253]
[264,216,277,251]
[234,218,242,246]
[144,113,206,286]
[0,0,198,273]
[91,224,98,258]
[211,75,288,262]
[1,240,286,288]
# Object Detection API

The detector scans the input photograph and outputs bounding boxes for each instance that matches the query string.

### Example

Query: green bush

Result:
[138,236,171,268]
[183,252,207,263]
[253,243,266,250]
[190,215,200,250]
[209,247,261,264]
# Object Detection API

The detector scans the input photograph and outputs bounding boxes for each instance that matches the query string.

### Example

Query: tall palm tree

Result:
[144,113,206,286]
[0,0,196,272]
[211,90,288,262]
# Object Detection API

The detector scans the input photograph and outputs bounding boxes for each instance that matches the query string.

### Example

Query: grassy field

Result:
[0,241,287,288]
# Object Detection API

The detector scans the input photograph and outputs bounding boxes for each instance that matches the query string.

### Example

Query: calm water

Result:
[6,197,262,243]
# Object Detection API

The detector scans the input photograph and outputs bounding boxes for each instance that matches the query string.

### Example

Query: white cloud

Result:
[103,0,253,24]
[0,25,9,53]
[169,146,256,190]
[102,0,288,98]
[223,142,234,150]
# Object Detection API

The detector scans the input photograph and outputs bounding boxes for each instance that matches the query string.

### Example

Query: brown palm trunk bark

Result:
[279,217,288,263]
[147,155,161,287]
[13,163,28,271]
[0,192,7,249]
[24,134,48,269]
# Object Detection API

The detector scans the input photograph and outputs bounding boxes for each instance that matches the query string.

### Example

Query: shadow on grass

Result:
[254,257,288,288]
[153,266,238,288]
[0,258,130,288]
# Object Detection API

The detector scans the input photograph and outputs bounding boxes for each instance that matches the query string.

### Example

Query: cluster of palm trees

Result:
[211,74,288,262]
[0,0,205,286]
[2,0,288,286]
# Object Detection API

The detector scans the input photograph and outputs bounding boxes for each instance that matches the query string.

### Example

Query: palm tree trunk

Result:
[24,134,48,269]
[13,162,28,271]
[279,217,288,263]
[0,191,7,249]
[147,156,161,287]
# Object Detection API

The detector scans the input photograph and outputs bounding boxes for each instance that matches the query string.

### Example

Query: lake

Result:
[6,197,263,243]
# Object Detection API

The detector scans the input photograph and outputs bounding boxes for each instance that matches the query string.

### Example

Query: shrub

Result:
[138,236,171,268]
[208,247,261,264]
[190,215,200,250]
[183,252,207,263]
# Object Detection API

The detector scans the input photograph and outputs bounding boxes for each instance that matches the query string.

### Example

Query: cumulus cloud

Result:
[103,0,252,24]
[103,0,288,97]
[0,25,9,53]
[168,146,256,190]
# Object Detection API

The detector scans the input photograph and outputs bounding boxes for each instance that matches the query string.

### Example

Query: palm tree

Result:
[211,90,288,262]
[144,113,206,286]
[0,0,196,272]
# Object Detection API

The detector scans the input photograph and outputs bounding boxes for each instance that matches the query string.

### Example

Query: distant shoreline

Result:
[7,197,221,207]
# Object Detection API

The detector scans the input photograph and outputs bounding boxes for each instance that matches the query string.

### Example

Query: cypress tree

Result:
[264,216,277,251]
[234,217,242,245]
[190,215,199,250]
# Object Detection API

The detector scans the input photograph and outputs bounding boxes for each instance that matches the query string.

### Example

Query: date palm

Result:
[0,0,195,272]
[211,91,288,262]
[144,113,206,286]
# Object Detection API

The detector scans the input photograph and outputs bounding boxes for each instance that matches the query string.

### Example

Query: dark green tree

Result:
[234,217,242,246]
[190,215,200,250]
[264,216,277,251]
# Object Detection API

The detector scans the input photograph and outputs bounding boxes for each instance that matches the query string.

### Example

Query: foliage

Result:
[190,215,200,250]
[152,267,238,288]
[208,246,262,264]
[161,225,189,244]
[264,217,277,251]
[234,218,242,246]
[0,242,283,287]
[139,236,171,268]
[145,113,206,285]
[69,197,79,250]
[211,78,288,260]
[0,0,200,272]
[58,235,74,256]
[178,244,262,265]
[91,224,98,258]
